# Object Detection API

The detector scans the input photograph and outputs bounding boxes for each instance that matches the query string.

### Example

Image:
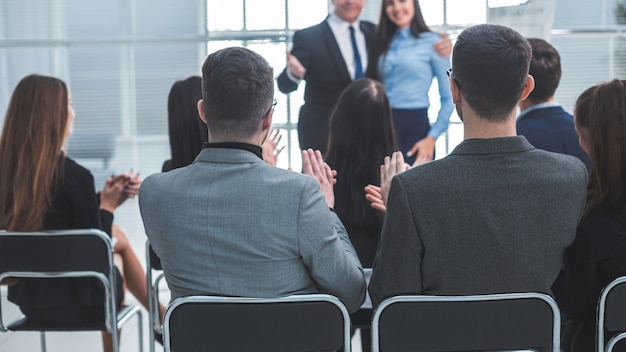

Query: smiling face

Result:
[384,0,415,29]
[332,0,364,24]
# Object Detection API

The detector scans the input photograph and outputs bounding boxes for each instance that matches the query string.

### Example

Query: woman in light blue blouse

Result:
[369,0,454,165]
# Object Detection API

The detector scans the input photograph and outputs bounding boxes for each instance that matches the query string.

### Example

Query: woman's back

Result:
[325,78,396,267]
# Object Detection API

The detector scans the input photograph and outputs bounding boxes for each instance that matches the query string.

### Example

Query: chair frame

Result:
[163,293,352,352]
[371,292,561,352]
[597,276,626,352]
[146,239,166,352]
[0,229,143,352]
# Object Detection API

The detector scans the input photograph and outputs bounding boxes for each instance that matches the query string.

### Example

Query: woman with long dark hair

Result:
[368,0,453,165]
[553,79,626,352]
[325,78,397,268]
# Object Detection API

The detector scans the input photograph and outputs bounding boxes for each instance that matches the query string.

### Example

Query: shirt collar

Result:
[328,12,359,28]
[202,142,263,160]
[517,102,561,120]
[396,26,411,38]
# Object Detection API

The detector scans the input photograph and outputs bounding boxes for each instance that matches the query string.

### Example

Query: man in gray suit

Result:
[139,47,366,313]
[368,24,588,308]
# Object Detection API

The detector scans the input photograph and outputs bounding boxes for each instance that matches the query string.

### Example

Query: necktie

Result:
[349,26,363,80]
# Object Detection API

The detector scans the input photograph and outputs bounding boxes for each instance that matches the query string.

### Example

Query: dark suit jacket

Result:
[277,18,375,154]
[517,105,591,171]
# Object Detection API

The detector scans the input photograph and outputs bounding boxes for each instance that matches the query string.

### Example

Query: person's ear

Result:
[519,75,536,102]
[450,78,462,104]
[197,99,207,124]
[262,108,273,132]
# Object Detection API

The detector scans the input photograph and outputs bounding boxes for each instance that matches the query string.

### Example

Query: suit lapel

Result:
[321,20,352,83]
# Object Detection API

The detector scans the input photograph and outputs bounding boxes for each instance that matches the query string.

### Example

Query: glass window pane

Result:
[447,0,487,25]
[208,0,244,30]
[246,0,286,30]
[287,0,328,29]
[420,0,444,26]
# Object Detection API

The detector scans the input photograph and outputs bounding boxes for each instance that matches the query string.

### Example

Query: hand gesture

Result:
[434,33,452,57]
[262,129,285,166]
[286,51,307,79]
[364,151,410,213]
[100,174,130,213]
[407,136,436,166]
[124,170,142,199]
[302,149,336,208]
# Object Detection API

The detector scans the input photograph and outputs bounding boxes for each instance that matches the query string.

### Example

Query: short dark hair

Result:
[527,38,561,103]
[452,24,531,121]
[201,47,274,139]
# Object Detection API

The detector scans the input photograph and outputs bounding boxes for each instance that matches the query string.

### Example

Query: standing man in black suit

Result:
[516,38,591,170]
[278,0,450,155]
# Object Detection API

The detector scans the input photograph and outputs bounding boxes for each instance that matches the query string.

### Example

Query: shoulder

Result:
[60,156,93,182]
[417,31,440,44]
[360,20,376,32]
[294,21,328,37]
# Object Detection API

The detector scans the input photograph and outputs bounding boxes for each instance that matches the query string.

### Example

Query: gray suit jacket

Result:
[369,136,588,308]
[139,146,366,312]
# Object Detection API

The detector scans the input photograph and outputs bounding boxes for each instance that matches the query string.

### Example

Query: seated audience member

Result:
[139,47,366,313]
[367,24,588,308]
[0,74,160,352]
[163,75,283,172]
[163,75,206,172]
[552,79,626,352]
[325,78,397,268]
[516,38,591,170]
[325,77,397,351]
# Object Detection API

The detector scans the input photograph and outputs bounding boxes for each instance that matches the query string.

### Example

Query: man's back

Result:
[517,105,591,170]
[369,136,587,306]
[139,147,365,312]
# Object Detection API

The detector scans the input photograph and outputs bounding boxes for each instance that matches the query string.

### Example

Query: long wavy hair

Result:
[368,0,431,80]
[325,78,397,239]
[0,74,69,231]
[574,79,626,215]
[167,76,206,170]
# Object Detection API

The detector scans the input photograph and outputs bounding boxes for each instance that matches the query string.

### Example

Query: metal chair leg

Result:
[39,331,46,352]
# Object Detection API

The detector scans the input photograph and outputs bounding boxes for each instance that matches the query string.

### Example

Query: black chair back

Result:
[372,293,560,352]
[163,294,351,352]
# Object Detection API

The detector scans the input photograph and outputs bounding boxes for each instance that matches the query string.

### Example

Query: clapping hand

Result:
[364,151,410,213]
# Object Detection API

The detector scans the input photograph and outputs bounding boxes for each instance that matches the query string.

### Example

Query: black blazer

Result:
[277,18,375,153]
[516,106,591,171]
[8,156,116,309]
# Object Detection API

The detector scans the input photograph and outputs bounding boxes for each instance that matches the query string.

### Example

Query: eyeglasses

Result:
[447,69,461,89]
[262,99,277,119]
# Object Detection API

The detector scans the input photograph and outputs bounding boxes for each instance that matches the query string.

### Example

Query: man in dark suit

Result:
[368,24,588,308]
[277,0,450,155]
[517,38,591,170]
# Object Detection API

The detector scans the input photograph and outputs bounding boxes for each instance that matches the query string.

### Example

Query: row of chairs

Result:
[0,229,625,351]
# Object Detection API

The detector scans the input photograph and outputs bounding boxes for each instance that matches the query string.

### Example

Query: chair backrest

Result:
[0,229,117,332]
[598,276,626,352]
[163,294,351,352]
[372,293,560,352]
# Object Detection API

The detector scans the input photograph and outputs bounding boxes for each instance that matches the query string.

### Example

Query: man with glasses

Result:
[368,24,588,308]
[139,47,366,314]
